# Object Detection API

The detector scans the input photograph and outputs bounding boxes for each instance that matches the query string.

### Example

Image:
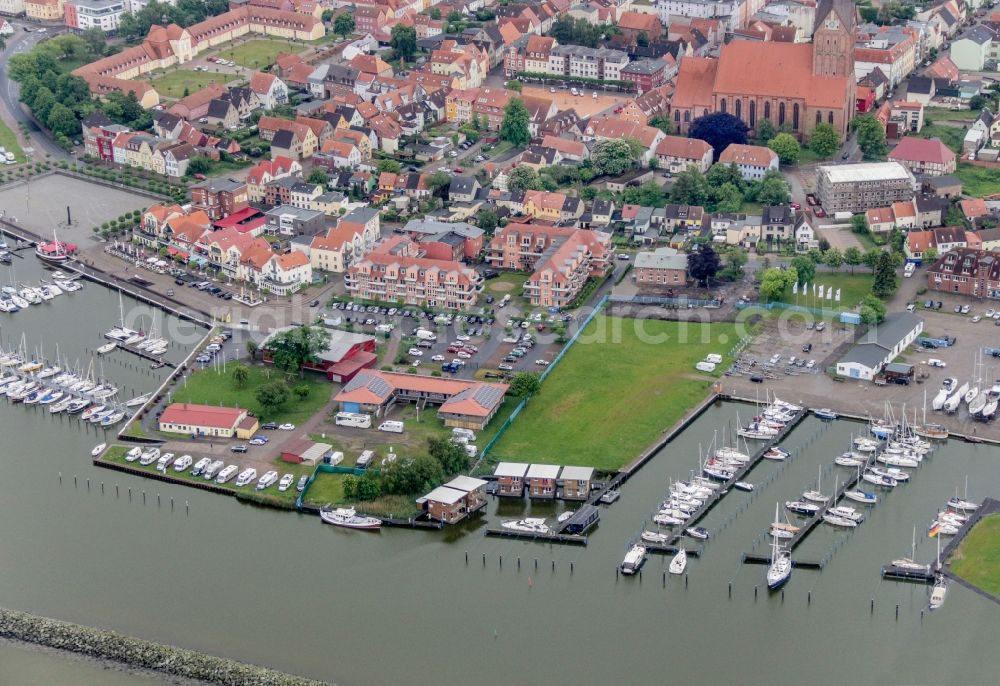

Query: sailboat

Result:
[915,389,949,439]
[948,476,978,511]
[929,537,948,610]
[669,548,687,575]
[802,465,829,503]
[766,503,792,591]
[892,526,930,572]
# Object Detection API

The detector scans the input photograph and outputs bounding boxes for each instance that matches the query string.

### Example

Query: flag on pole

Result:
[793,281,799,295]
[826,286,832,300]
[835,288,841,302]
[811,283,815,296]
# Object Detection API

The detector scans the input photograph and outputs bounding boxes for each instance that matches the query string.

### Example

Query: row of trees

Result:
[341,436,473,502]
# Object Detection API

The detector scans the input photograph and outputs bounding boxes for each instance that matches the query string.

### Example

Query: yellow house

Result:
[25,0,63,21]
[523,190,566,222]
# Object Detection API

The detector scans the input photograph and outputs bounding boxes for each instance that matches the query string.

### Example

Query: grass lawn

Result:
[955,163,1000,198]
[171,365,331,425]
[490,317,736,471]
[774,271,874,310]
[913,124,966,154]
[148,70,231,99]
[100,445,237,492]
[795,148,834,166]
[925,107,981,122]
[950,513,1000,598]
[484,272,530,309]
[0,120,26,164]
[216,39,299,69]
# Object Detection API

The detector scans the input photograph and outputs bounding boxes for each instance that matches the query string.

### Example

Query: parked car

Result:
[928,359,946,368]
[231,444,248,453]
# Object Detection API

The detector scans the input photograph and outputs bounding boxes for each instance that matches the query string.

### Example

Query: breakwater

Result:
[0,607,332,686]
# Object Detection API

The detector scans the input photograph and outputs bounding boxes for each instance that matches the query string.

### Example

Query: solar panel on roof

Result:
[473,385,504,408]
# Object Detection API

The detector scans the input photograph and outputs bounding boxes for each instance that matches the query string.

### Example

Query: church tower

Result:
[812,0,856,79]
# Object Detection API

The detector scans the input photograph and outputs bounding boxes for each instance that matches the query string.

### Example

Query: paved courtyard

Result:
[0,173,153,246]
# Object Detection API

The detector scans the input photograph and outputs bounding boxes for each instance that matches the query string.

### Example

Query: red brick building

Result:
[190,178,249,220]
[261,326,377,382]
[926,248,1000,299]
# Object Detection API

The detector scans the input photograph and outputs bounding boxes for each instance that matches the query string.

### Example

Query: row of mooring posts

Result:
[60,471,188,514]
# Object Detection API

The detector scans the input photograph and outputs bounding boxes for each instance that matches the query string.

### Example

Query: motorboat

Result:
[278,473,295,492]
[763,446,790,461]
[235,468,258,487]
[734,481,754,492]
[929,576,948,610]
[320,507,382,530]
[827,506,865,523]
[155,453,176,472]
[863,472,897,488]
[641,530,670,544]
[96,342,117,355]
[620,544,647,575]
[812,408,838,420]
[90,443,106,457]
[191,457,212,477]
[125,447,142,462]
[669,548,687,575]
[871,466,909,482]
[835,453,866,467]
[823,512,859,528]
[653,513,685,527]
[256,470,279,490]
[786,500,820,516]
[215,465,239,484]
[876,452,919,468]
[139,447,161,466]
[844,490,878,505]
[173,455,193,472]
[685,526,709,540]
[125,392,152,408]
[767,504,792,591]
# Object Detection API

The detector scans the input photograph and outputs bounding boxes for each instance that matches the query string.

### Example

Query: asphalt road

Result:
[0,22,74,162]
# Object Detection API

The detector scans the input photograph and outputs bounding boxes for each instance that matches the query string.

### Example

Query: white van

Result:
[904,263,915,278]
[705,353,723,364]
[415,329,437,341]
[356,450,375,468]
[375,323,393,333]
[378,420,404,433]
[452,427,476,440]
[335,412,372,428]
[695,361,717,372]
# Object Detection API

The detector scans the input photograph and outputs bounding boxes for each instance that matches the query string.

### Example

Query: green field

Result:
[148,70,230,99]
[171,365,331,425]
[924,107,982,122]
[955,163,1000,198]
[913,125,965,154]
[216,40,299,69]
[0,119,26,164]
[950,513,1000,599]
[490,316,735,471]
[100,445,237,491]
[775,271,874,310]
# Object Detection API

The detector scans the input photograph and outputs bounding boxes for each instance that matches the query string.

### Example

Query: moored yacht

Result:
[620,544,647,575]
[320,507,382,530]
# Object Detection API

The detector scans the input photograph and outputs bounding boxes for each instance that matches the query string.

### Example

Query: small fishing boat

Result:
[96,342,117,355]
[620,544,647,575]
[763,446,790,461]
[90,443,106,457]
[812,408,838,421]
[734,481,754,492]
[685,526,709,540]
[669,548,687,575]
[641,530,670,544]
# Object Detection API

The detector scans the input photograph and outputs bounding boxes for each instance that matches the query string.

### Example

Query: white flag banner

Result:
[793,281,799,295]
[811,283,815,296]
[835,288,842,302]
[826,286,832,300]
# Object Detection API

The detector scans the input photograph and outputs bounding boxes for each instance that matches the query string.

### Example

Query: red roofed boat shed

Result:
[159,403,257,438]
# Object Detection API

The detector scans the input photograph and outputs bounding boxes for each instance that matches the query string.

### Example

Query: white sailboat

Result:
[669,548,687,575]
[766,502,792,590]
[802,465,828,503]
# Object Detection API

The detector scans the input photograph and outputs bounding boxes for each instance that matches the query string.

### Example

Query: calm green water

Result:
[1,259,999,685]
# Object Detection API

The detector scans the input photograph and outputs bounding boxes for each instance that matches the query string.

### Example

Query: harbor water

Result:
[1,258,999,686]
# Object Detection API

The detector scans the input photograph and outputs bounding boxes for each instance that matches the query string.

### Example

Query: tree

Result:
[706,162,744,191]
[923,247,938,263]
[264,325,331,375]
[756,171,791,206]
[476,208,499,234]
[636,30,649,47]
[381,454,443,495]
[390,24,417,64]
[863,248,881,272]
[293,384,311,400]
[622,180,667,207]
[689,112,749,157]
[499,97,531,147]
[321,8,333,21]
[756,118,776,144]
[790,255,816,284]
[843,246,863,274]
[850,214,869,235]
[859,294,887,325]
[507,165,542,192]
[46,103,79,138]
[590,138,639,176]
[872,250,899,297]
[307,167,329,185]
[854,114,887,160]
[187,157,213,176]
[231,363,249,389]
[759,266,797,300]
[245,340,258,360]
[670,167,709,205]
[809,123,839,158]
[688,244,721,287]
[334,12,355,38]
[427,170,450,195]
[342,474,381,501]
[255,380,290,414]
[726,246,748,273]
[376,158,401,174]
[505,80,522,92]
[509,372,541,397]
[824,247,844,270]
[714,182,743,212]
[768,133,800,165]
[649,116,673,135]
[428,436,468,474]
[970,94,988,111]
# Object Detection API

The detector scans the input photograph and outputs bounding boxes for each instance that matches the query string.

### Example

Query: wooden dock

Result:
[740,554,824,569]
[114,340,176,368]
[485,527,588,545]
[645,543,702,557]
[880,563,936,583]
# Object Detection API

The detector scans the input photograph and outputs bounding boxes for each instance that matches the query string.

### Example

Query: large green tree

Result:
[809,123,840,158]
[755,171,791,206]
[756,118,776,144]
[333,13,355,38]
[390,24,417,64]
[689,112,749,157]
[768,133,800,165]
[854,114,888,160]
[509,372,541,396]
[428,436,469,474]
[843,246,863,274]
[255,380,290,414]
[790,255,816,284]
[670,168,709,205]
[590,138,640,176]
[507,165,542,192]
[859,294,887,324]
[499,97,531,147]
[759,267,797,300]
[265,326,331,375]
[872,250,899,297]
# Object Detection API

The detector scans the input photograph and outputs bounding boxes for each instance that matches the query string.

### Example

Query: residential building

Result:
[888,137,956,176]
[25,0,63,21]
[620,59,668,94]
[865,206,896,234]
[334,370,508,430]
[64,0,126,32]
[190,178,248,220]
[248,70,288,109]
[854,23,918,88]
[718,143,778,181]
[309,219,379,273]
[559,466,594,500]
[634,246,687,287]
[264,204,325,237]
[418,476,489,524]
[890,101,924,133]
[655,136,714,173]
[950,24,996,71]
[526,464,560,499]
[815,162,917,213]
[494,462,529,496]
[927,248,1000,299]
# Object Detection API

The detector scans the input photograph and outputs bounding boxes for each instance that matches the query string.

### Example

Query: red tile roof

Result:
[160,403,245,429]
[888,137,956,165]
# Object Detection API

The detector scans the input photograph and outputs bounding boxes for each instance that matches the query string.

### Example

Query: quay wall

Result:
[0,607,331,686]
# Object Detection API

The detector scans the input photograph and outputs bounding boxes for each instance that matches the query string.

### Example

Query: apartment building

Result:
[815,162,917,213]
